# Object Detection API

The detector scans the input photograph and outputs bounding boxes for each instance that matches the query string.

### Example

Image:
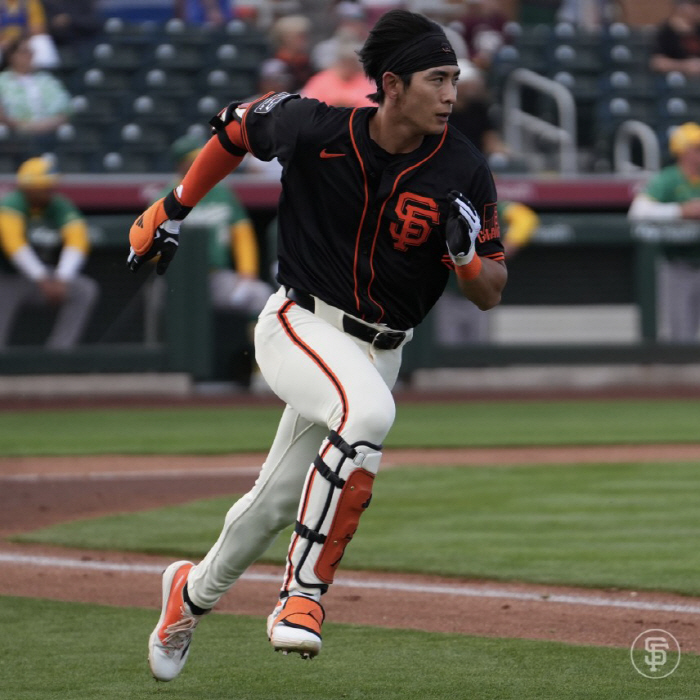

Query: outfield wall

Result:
[2,175,699,385]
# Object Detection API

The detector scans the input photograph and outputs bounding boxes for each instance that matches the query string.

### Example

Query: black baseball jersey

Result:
[229,92,504,331]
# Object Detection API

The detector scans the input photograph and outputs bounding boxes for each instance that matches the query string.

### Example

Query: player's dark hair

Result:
[358,9,443,105]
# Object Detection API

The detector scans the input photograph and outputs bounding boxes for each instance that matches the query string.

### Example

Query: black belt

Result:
[285,287,406,350]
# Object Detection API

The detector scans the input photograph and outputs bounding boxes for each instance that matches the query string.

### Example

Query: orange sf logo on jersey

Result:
[389,193,440,252]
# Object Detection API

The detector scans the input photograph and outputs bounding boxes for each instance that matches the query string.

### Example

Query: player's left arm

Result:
[457,255,507,310]
[445,191,507,310]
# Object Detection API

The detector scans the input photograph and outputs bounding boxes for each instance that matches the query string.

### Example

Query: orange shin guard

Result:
[286,432,382,592]
[314,467,374,584]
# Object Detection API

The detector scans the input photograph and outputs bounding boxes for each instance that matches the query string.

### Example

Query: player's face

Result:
[401,65,459,135]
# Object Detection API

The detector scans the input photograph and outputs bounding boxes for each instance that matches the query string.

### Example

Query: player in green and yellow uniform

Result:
[628,121,700,342]
[0,156,98,348]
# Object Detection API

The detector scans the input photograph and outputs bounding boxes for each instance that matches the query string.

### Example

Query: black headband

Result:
[378,31,457,85]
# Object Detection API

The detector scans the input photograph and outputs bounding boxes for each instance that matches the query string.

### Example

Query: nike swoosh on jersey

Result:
[320,149,346,158]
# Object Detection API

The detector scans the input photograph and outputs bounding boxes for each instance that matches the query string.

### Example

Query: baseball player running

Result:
[127,9,506,682]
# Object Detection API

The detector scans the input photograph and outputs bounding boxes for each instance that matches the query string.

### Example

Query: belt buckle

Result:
[372,330,405,350]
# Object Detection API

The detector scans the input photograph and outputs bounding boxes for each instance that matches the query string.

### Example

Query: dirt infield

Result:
[2,444,700,654]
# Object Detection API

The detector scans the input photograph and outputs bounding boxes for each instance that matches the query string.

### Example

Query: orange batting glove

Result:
[127,190,192,274]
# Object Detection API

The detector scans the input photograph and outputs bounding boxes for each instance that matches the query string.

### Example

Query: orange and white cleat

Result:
[148,560,208,681]
[267,595,325,659]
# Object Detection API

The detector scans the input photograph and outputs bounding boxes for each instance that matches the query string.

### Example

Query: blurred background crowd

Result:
[0,0,689,175]
[2,0,700,392]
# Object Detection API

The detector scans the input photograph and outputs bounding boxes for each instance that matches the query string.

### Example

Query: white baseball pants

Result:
[188,287,411,608]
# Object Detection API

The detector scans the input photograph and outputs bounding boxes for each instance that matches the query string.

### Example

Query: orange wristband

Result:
[454,255,482,281]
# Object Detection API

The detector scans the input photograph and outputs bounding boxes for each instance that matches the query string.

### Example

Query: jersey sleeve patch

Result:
[253,91,298,114]
[478,202,500,243]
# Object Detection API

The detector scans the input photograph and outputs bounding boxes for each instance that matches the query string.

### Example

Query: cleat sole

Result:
[272,641,320,658]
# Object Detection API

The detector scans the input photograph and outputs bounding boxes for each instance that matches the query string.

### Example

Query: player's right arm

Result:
[128,91,307,274]
[127,101,252,274]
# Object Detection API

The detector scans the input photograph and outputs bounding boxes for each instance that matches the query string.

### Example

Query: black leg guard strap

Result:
[328,430,362,458]
[313,455,345,489]
[288,434,383,590]
[294,521,326,545]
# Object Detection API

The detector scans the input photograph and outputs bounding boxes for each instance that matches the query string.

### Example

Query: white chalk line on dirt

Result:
[0,466,262,482]
[0,460,455,482]
[2,552,700,615]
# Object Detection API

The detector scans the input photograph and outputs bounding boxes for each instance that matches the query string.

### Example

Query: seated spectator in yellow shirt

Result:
[0,156,98,348]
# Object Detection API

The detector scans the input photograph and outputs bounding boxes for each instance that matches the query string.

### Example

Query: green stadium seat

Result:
[92,41,143,71]
[137,67,196,98]
[151,42,206,73]
[199,68,258,102]
[80,66,133,93]
[52,147,99,174]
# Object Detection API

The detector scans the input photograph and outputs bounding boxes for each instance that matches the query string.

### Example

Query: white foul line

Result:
[2,552,700,615]
[1,466,262,482]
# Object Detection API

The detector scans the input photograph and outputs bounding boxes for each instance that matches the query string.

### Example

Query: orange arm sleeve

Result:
[177,122,246,207]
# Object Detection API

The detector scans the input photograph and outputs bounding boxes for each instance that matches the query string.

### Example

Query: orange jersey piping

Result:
[240,91,274,158]
[367,127,448,322]
[277,299,349,590]
[348,108,370,315]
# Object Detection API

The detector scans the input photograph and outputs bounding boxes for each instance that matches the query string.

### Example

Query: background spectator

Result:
[257,56,293,96]
[449,59,512,169]
[301,37,374,108]
[311,1,369,72]
[628,121,700,342]
[269,14,313,92]
[458,0,510,71]
[356,0,402,26]
[650,0,700,77]
[0,34,71,152]
[0,0,59,68]
[556,0,625,29]
[0,156,98,349]
[43,0,100,49]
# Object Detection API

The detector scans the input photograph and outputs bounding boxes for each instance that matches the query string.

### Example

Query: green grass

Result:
[2,399,700,456]
[1,597,697,700]
[15,462,700,595]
